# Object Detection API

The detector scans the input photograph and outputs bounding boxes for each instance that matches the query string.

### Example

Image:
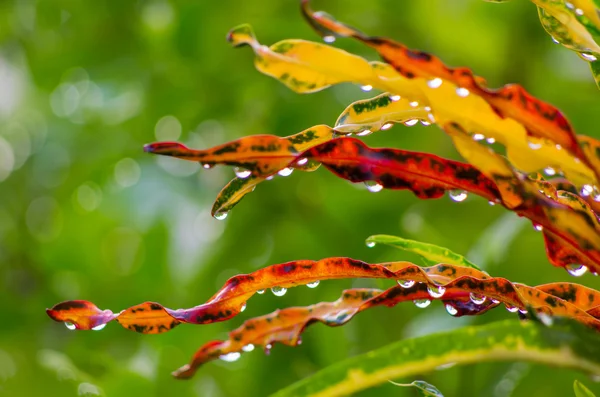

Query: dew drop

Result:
[364,180,383,193]
[469,293,486,305]
[537,312,554,326]
[427,113,436,123]
[427,78,443,88]
[566,263,588,277]
[91,323,106,331]
[242,344,255,352]
[234,167,251,179]
[456,87,470,97]
[486,137,495,144]
[202,163,213,169]
[403,119,419,127]
[257,289,265,295]
[445,304,458,316]
[65,322,76,330]
[533,223,543,232]
[449,189,468,202]
[551,36,560,44]
[491,298,500,304]
[366,241,376,248]
[581,53,598,62]
[505,304,519,313]
[527,139,542,150]
[356,129,372,136]
[581,184,594,197]
[556,144,562,150]
[266,175,274,181]
[240,302,247,312]
[519,309,528,314]
[544,167,556,176]
[214,211,228,220]
[219,352,241,362]
[409,101,419,107]
[413,299,431,308]
[271,286,287,296]
[323,35,336,43]
[306,280,320,289]
[397,279,415,288]
[575,8,584,16]
[277,167,293,177]
[565,2,574,9]
[296,158,308,166]
[427,284,446,298]
[420,120,431,126]
[380,123,393,131]
[360,85,373,92]
[472,133,485,141]
[488,200,496,206]
[390,95,401,102]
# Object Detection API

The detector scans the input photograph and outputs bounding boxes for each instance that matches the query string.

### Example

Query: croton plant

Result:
[47,1,600,396]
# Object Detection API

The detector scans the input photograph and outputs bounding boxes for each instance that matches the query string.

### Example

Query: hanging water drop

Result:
[234,167,252,179]
[537,312,554,326]
[323,35,336,43]
[219,352,241,362]
[566,263,588,277]
[242,344,255,352]
[427,78,443,88]
[533,223,543,232]
[551,36,560,44]
[240,302,247,312]
[65,322,76,330]
[356,129,372,136]
[581,53,598,62]
[544,167,556,176]
[389,94,401,102]
[486,137,495,144]
[472,133,485,141]
[456,87,470,97]
[575,8,584,16]
[403,119,419,127]
[409,101,419,107]
[381,123,393,131]
[214,211,229,220]
[469,293,486,305]
[420,120,431,126]
[581,184,594,197]
[202,163,213,169]
[271,286,287,296]
[278,168,293,177]
[397,279,415,288]
[445,304,458,316]
[527,139,542,150]
[296,158,308,166]
[306,280,320,289]
[427,284,446,298]
[360,84,373,92]
[92,323,106,331]
[428,113,436,123]
[449,189,468,202]
[413,299,431,308]
[488,200,496,206]
[257,289,265,295]
[505,304,519,313]
[366,240,376,248]
[364,180,383,193]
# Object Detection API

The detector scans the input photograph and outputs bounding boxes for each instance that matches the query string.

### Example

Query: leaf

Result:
[574,379,597,397]
[389,380,444,397]
[271,318,600,397]
[366,234,481,270]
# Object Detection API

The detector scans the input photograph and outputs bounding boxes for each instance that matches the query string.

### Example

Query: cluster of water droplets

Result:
[65,322,106,331]
[580,184,600,201]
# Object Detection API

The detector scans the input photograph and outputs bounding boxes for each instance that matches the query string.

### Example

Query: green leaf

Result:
[271,319,600,397]
[389,380,444,397]
[574,380,597,397]
[366,234,481,270]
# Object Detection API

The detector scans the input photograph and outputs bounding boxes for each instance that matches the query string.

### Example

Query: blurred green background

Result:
[1,0,600,396]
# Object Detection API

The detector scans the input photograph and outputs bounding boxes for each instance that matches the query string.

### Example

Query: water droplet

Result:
[537,312,554,326]
[257,289,265,295]
[486,137,495,144]
[445,304,458,316]
[202,163,213,169]
[420,120,431,126]
[397,279,415,288]
[266,175,274,181]
[271,286,287,296]
[575,8,584,16]
[296,158,308,166]
[91,323,106,331]
[323,35,336,43]
[488,200,496,206]
[449,189,468,202]
[556,144,562,150]
[366,241,376,248]
[65,322,76,330]
[265,343,273,350]
[581,53,598,62]
[551,36,560,44]
[491,298,500,304]
[581,184,594,197]
[242,344,255,352]
[544,167,556,176]
[456,87,470,97]
[566,263,588,277]
[409,101,419,107]
[427,78,443,88]
[428,113,436,123]
[240,303,247,312]
[403,119,419,127]
[234,167,251,179]
[505,304,519,313]
[356,129,372,136]
[277,167,293,177]
[519,308,528,314]
[214,211,228,220]
[469,293,486,305]
[533,223,543,232]
[472,133,485,141]
[219,352,241,362]
[527,139,542,150]
[360,85,373,92]
[306,280,320,288]
[390,95,401,102]
[364,181,383,193]
[414,299,431,308]
[565,2,574,9]
[380,123,393,131]
[427,284,446,298]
